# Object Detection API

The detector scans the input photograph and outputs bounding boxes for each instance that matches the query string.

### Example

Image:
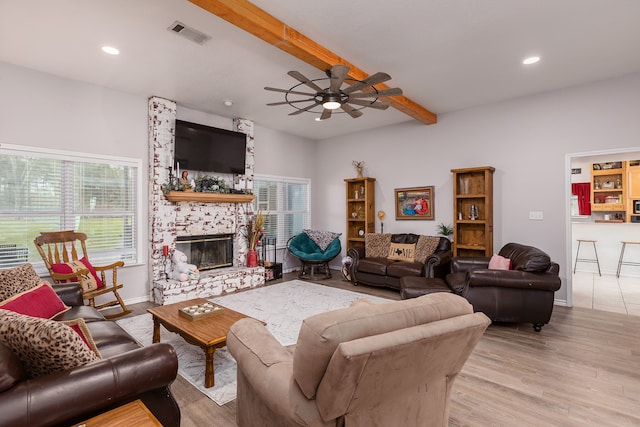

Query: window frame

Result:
[253,173,311,248]
[0,143,143,272]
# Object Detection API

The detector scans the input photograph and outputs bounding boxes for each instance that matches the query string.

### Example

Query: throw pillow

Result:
[62,318,101,358]
[414,235,441,263]
[302,229,341,251]
[0,309,100,378]
[51,257,104,293]
[0,263,41,301]
[364,233,392,258]
[387,243,416,262]
[488,254,511,270]
[0,282,69,319]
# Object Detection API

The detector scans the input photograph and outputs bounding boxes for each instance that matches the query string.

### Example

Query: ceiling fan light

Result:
[322,100,341,110]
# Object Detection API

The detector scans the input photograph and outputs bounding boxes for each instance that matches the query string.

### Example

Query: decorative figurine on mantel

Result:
[180,171,194,192]
[352,160,364,178]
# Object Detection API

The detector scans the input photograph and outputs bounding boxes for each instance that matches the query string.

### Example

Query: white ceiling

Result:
[2,0,640,140]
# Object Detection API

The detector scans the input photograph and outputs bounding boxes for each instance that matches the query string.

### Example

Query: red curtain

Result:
[571,183,591,215]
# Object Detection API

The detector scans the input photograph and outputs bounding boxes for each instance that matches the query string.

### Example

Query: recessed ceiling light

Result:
[101,46,120,55]
[224,100,233,107]
[522,56,540,65]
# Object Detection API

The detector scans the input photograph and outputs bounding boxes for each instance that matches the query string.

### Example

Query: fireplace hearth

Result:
[176,234,233,271]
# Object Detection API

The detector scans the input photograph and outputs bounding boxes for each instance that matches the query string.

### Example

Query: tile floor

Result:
[572,271,640,316]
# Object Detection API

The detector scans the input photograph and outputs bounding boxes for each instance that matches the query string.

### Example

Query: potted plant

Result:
[437,222,454,241]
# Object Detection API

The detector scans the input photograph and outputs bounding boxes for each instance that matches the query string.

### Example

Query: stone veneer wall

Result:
[148,96,264,305]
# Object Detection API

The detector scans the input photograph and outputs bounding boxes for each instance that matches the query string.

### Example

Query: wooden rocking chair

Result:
[34,230,131,319]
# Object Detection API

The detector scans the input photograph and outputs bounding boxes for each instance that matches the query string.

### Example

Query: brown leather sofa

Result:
[347,233,452,290]
[227,293,490,427]
[445,242,562,332]
[0,282,181,427]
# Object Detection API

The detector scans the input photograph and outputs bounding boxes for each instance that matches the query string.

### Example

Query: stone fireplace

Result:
[148,96,265,304]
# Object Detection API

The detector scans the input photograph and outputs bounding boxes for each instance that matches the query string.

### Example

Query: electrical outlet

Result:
[529,211,544,220]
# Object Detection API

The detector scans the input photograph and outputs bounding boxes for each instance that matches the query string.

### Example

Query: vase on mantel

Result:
[247,249,259,268]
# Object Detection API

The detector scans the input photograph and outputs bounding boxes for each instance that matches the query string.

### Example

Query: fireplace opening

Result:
[176,234,233,271]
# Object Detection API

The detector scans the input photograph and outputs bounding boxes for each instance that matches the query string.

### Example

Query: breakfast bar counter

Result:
[572,222,640,276]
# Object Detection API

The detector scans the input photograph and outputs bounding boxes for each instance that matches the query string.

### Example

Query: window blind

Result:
[253,175,310,247]
[0,145,139,271]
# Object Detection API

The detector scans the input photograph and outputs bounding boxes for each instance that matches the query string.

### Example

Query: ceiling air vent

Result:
[168,21,211,45]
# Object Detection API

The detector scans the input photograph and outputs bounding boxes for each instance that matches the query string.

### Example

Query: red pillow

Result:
[488,254,511,270]
[62,318,102,358]
[51,257,104,292]
[0,282,69,319]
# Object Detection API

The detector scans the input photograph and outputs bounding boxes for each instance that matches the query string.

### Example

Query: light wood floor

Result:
[108,273,640,427]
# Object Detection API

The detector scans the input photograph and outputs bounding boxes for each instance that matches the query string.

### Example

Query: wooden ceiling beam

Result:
[188,0,437,125]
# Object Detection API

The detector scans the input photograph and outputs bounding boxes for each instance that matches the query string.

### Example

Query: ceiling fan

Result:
[264,64,403,120]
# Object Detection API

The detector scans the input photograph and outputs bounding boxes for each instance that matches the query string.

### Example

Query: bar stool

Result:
[616,241,640,277]
[574,239,601,276]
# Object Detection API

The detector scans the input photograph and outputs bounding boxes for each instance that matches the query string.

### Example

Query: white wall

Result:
[316,71,640,304]
[0,61,316,303]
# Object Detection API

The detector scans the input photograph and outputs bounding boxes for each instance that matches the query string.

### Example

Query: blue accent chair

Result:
[287,233,342,280]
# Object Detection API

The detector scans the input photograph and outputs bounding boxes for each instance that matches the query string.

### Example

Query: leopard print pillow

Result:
[0,263,41,301]
[0,309,100,378]
[364,233,392,258]
[414,236,441,263]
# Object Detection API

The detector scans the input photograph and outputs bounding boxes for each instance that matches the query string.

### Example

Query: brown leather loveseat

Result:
[347,233,452,291]
[445,242,562,332]
[0,268,180,427]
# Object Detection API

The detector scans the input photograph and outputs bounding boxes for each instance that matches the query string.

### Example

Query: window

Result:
[253,175,310,247]
[0,144,140,271]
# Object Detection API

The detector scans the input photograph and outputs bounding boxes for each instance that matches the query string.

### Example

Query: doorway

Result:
[566,147,640,315]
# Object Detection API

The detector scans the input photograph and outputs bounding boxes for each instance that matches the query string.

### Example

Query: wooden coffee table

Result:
[147,298,260,388]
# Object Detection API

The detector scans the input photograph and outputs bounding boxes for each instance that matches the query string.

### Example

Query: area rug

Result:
[116,280,391,406]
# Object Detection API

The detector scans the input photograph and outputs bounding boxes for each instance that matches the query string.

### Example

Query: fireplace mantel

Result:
[164,191,255,204]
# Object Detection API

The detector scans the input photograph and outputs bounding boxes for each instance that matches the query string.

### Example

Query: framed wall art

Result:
[395,186,434,220]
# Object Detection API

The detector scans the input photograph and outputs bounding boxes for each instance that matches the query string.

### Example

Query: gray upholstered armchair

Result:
[227,293,490,427]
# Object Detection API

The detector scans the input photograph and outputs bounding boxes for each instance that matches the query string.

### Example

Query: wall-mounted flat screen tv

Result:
[174,119,247,175]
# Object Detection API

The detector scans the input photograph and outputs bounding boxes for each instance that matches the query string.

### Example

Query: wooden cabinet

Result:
[345,177,376,250]
[451,166,494,257]
[591,162,626,218]
[627,162,640,198]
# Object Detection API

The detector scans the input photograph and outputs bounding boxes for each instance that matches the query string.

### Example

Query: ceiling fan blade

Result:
[288,100,322,116]
[267,98,316,106]
[347,99,390,110]
[350,87,403,98]
[340,103,364,118]
[264,87,317,97]
[288,71,324,92]
[342,72,392,94]
[320,109,332,120]
[329,65,349,92]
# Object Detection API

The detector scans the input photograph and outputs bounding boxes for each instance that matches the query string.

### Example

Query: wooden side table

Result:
[72,399,162,427]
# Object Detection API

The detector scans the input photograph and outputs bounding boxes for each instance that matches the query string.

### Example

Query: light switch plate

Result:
[529,211,544,220]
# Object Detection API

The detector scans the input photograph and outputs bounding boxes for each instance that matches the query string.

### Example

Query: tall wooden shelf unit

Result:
[451,166,495,257]
[345,177,376,250]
